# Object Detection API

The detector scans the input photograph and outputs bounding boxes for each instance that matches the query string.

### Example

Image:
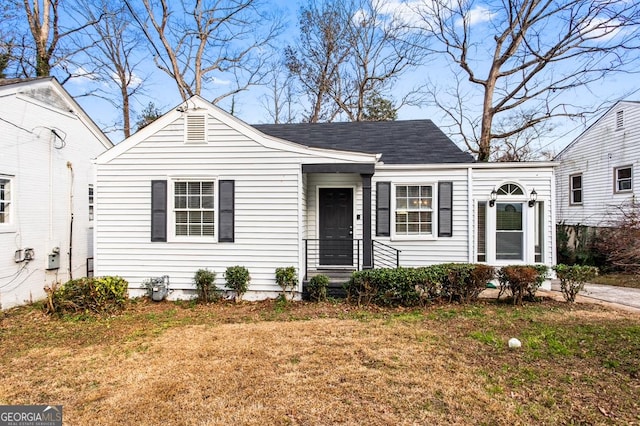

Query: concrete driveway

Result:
[550,280,640,312]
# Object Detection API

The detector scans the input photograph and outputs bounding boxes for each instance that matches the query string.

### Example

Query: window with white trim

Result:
[615,166,632,192]
[570,174,582,204]
[395,185,432,235]
[173,180,215,237]
[0,177,11,224]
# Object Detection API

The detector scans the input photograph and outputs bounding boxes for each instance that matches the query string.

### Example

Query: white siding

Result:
[0,82,110,309]
[372,168,470,266]
[556,102,640,227]
[96,113,371,297]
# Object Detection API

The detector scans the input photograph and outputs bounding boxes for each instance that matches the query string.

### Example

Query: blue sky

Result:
[62,0,640,157]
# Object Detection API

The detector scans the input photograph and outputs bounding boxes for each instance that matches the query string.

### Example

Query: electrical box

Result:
[47,253,60,270]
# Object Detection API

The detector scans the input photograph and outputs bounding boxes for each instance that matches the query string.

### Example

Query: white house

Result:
[0,78,113,309]
[94,96,556,300]
[555,101,640,227]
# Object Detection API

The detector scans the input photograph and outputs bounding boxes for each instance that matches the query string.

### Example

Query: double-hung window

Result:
[0,177,11,225]
[570,174,582,204]
[615,166,632,192]
[174,181,215,237]
[395,185,433,236]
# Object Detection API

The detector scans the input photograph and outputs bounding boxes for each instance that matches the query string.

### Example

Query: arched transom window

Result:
[497,183,524,196]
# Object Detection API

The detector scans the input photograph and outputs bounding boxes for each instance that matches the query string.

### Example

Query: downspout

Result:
[467,166,474,263]
[67,161,74,280]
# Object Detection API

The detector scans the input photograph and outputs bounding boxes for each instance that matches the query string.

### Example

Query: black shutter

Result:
[219,180,235,242]
[376,181,391,237]
[151,180,167,242]
[438,181,453,237]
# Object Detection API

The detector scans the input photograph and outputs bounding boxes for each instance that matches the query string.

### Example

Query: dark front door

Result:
[319,188,353,266]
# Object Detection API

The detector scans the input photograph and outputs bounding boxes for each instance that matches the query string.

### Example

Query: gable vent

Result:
[186,114,206,143]
[616,110,624,130]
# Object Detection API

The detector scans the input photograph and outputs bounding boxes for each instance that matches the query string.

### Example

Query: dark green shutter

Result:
[376,182,391,237]
[438,181,453,237]
[219,180,235,242]
[151,180,167,242]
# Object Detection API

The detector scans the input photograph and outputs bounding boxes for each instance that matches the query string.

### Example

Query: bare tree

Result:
[21,0,103,79]
[286,0,426,123]
[127,0,284,103]
[285,0,350,122]
[260,61,298,124]
[415,0,640,161]
[84,1,147,138]
[335,0,426,121]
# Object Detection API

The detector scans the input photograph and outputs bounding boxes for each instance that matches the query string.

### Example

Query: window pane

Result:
[396,186,407,197]
[176,211,188,223]
[188,195,200,209]
[420,186,432,197]
[176,224,188,235]
[397,198,407,209]
[571,175,582,189]
[497,232,523,260]
[175,182,187,195]
[202,195,214,209]
[188,182,200,195]
[408,186,419,197]
[496,203,522,230]
[175,196,186,209]
[189,211,202,223]
[618,168,631,179]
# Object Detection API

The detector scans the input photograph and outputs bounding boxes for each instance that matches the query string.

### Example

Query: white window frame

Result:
[169,178,217,242]
[495,201,525,261]
[0,175,14,231]
[391,183,435,240]
[614,165,632,193]
[570,173,583,205]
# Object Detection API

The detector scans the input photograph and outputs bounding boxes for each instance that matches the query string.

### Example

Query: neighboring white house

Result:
[555,101,640,227]
[0,78,113,309]
[94,96,556,300]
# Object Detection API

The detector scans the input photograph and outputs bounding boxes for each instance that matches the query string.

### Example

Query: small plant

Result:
[275,266,298,300]
[225,266,250,302]
[554,264,598,302]
[194,268,219,303]
[307,274,329,302]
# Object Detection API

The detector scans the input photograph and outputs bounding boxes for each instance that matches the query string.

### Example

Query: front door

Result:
[319,188,353,266]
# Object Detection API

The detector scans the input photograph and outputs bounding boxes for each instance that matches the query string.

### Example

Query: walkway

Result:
[549,280,640,313]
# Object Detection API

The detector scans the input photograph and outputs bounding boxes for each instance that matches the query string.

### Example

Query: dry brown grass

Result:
[1,298,639,425]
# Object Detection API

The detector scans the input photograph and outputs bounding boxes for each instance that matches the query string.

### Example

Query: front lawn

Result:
[1,298,638,425]
[592,273,640,289]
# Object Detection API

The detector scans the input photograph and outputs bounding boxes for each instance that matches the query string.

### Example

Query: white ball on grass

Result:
[508,338,522,349]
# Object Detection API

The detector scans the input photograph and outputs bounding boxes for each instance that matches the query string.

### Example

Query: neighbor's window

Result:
[88,185,94,221]
[496,202,523,261]
[570,174,582,204]
[174,181,215,237]
[615,166,632,192]
[395,185,432,236]
[0,177,11,224]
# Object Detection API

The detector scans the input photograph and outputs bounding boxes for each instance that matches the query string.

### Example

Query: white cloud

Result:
[456,5,496,27]
[580,17,625,41]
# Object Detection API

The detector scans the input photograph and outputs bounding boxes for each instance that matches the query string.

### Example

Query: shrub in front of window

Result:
[554,264,598,303]
[44,276,129,316]
[275,266,298,300]
[225,266,250,302]
[307,274,329,302]
[194,268,219,303]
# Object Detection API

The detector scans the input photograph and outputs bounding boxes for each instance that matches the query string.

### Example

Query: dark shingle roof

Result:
[253,120,474,164]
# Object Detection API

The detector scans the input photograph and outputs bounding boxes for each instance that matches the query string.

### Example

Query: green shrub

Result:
[498,265,547,305]
[225,266,250,302]
[307,274,329,302]
[275,266,298,300]
[554,264,598,302]
[194,268,219,303]
[44,276,129,316]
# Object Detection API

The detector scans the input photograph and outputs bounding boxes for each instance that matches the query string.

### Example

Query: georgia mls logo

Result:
[0,405,63,426]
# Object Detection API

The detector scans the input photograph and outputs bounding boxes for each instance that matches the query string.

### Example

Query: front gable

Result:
[97,96,377,165]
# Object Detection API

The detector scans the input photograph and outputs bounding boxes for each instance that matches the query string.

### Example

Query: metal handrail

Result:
[372,240,401,269]
[303,239,362,280]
